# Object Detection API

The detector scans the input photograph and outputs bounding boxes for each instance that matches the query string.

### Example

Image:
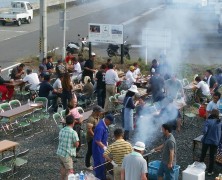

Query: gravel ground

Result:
[0,99,222,180]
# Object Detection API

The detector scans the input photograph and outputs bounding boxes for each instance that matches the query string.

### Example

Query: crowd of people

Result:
[1,52,222,180]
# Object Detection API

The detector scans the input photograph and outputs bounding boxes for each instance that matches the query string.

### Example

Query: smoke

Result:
[133,97,179,148]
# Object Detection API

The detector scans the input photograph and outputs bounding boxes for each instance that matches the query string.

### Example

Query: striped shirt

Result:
[56,126,79,158]
[104,139,132,165]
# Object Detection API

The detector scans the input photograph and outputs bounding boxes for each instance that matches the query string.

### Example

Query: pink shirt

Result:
[70,108,82,119]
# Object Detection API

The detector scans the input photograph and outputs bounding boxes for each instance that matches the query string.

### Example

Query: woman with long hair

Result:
[122,85,139,140]
[61,72,74,109]
[200,109,222,176]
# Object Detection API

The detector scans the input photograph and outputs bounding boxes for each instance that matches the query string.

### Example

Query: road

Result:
[0,0,221,68]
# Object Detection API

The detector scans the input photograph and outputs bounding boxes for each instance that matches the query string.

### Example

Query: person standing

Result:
[96,64,106,108]
[85,105,104,170]
[82,52,96,84]
[121,141,147,180]
[61,72,74,109]
[72,58,82,82]
[204,69,218,94]
[200,109,222,176]
[103,128,132,180]
[152,124,177,180]
[56,115,79,180]
[104,64,119,112]
[122,85,139,140]
[92,114,114,180]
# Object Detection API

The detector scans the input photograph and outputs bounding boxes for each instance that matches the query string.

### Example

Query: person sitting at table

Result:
[10,63,25,80]
[206,92,221,118]
[133,62,141,78]
[23,69,40,91]
[38,65,46,82]
[125,66,137,88]
[77,76,94,102]
[46,56,55,73]
[0,66,14,102]
[55,59,66,77]
[215,68,222,87]
[150,59,159,76]
[65,52,74,73]
[193,76,210,103]
[165,73,185,101]
[39,58,48,73]
[53,73,64,99]
[72,58,82,83]
[39,74,58,112]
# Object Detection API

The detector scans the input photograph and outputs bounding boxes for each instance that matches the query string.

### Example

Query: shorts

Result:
[58,156,73,170]
[157,161,175,180]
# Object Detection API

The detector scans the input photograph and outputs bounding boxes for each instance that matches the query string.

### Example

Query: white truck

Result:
[0,1,33,26]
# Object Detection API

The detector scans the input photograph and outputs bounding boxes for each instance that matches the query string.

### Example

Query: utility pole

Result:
[39,0,47,62]
[62,0,67,60]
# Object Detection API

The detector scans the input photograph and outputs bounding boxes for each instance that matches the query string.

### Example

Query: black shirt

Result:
[39,81,53,97]
[96,70,106,90]
[83,59,94,78]
[46,62,54,70]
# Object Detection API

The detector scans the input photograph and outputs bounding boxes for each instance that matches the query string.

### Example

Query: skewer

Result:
[93,161,110,169]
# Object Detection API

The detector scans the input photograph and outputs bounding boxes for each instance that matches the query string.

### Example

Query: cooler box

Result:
[182,167,205,180]
[148,160,180,180]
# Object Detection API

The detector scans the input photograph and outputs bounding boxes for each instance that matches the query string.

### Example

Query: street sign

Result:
[88,23,124,44]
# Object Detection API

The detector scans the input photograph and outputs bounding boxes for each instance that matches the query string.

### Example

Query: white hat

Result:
[91,52,96,56]
[128,85,138,93]
[133,141,145,151]
[151,68,155,73]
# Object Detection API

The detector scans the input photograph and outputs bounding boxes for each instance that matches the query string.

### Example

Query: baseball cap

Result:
[93,105,104,112]
[133,141,145,151]
[91,52,96,56]
[129,66,135,71]
[105,114,114,123]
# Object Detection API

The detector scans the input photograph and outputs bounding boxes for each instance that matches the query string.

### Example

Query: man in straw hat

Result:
[121,141,147,180]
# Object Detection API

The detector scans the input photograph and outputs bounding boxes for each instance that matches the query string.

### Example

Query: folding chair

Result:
[0,155,15,179]
[9,99,21,109]
[184,103,201,128]
[16,84,31,101]
[0,103,11,111]
[76,107,84,114]
[53,113,64,140]
[60,109,66,119]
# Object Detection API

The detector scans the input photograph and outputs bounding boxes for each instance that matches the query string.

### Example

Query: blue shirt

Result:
[92,119,109,154]
[202,119,222,146]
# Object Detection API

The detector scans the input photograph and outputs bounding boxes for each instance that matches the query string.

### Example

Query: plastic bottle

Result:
[75,173,79,180]
[68,173,75,180]
[79,171,84,180]
[219,173,222,180]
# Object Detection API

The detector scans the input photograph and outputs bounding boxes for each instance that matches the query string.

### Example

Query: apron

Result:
[124,97,134,131]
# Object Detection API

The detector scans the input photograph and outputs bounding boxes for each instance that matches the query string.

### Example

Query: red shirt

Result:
[65,56,74,65]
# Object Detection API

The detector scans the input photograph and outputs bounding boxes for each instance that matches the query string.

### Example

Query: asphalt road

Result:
[0,0,222,68]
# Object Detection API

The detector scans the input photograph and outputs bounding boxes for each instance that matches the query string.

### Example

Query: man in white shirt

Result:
[133,63,141,78]
[126,66,136,88]
[104,64,119,112]
[23,69,40,90]
[72,58,82,82]
[193,76,210,103]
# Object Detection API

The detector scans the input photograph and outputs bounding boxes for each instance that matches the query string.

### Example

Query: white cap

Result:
[128,85,138,93]
[91,52,96,56]
[133,141,145,151]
